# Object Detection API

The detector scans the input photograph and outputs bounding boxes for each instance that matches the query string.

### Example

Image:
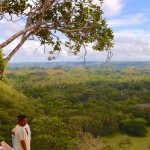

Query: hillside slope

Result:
[0,81,39,143]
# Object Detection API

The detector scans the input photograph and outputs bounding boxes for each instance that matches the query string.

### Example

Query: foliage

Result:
[0,49,6,79]
[0,50,6,68]
[31,117,76,150]
[0,64,150,149]
[84,112,118,137]
[120,118,148,136]
[0,0,114,65]
[0,80,42,144]
[118,136,131,149]
[68,132,112,150]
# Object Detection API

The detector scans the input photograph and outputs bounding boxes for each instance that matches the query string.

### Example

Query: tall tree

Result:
[0,0,114,79]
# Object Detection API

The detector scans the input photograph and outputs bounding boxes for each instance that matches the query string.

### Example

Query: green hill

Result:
[1,66,150,150]
[0,81,39,143]
[0,80,38,119]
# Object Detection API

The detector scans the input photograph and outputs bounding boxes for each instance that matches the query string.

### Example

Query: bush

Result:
[120,118,148,136]
[118,136,131,149]
[31,117,76,150]
[68,132,112,150]
[84,113,118,137]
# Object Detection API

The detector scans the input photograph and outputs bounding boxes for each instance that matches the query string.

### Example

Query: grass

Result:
[101,128,150,150]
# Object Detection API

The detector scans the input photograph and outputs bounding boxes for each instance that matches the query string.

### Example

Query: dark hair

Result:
[17,114,27,121]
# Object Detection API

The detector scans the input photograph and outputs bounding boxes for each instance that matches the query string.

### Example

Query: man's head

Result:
[17,114,27,126]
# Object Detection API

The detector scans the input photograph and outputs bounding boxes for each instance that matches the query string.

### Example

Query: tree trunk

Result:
[0,66,4,80]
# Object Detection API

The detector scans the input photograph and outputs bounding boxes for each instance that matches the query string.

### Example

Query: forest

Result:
[0,62,150,150]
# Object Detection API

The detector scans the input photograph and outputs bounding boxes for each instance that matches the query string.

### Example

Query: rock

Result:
[0,142,14,150]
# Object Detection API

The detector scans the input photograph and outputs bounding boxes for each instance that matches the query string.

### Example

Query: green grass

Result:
[101,128,150,150]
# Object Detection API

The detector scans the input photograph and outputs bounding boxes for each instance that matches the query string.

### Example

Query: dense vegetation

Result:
[0,62,150,149]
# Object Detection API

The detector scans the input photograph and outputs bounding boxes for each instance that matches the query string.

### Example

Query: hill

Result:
[0,81,40,143]
[1,65,150,150]
[7,61,150,70]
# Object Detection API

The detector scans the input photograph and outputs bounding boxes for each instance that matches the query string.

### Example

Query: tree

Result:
[0,50,6,79]
[120,118,148,136]
[0,0,114,79]
[31,117,76,150]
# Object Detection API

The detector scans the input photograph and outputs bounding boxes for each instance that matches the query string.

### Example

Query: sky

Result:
[0,0,150,62]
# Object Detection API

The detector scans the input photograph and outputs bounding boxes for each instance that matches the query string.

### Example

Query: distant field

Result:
[101,128,150,150]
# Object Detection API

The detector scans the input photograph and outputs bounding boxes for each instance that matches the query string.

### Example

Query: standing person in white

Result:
[12,115,30,150]
[12,115,31,149]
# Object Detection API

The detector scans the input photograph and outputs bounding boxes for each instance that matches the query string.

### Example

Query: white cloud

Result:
[108,13,147,27]
[82,0,124,17]
[0,0,150,62]
[102,0,124,17]
[2,30,150,62]
[111,30,150,61]
[0,18,23,39]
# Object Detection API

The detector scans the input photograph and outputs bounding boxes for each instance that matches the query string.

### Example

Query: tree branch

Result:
[0,25,37,49]
[78,44,87,63]
[57,25,89,33]
[0,19,55,49]
[5,29,40,62]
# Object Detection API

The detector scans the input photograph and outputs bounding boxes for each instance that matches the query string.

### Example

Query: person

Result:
[12,115,31,149]
[12,115,30,150]
[12,134,15,149]
[24,124,31,140]
[18,115,31,141]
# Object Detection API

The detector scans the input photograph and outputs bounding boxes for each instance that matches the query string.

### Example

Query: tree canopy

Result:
[0,0,114,79]
[1,64,150,149]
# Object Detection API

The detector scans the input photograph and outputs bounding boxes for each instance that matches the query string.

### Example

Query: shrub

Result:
[120,118,148,136]
[31,117,76,150]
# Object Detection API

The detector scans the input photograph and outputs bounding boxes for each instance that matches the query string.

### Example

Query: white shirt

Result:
[12,124,31,149]
[24,124,31,140]
[12,125,30,150]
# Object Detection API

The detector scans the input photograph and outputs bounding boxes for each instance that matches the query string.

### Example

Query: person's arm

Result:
[12,131,15,135]
[21,140,27,150]
[12,128,15,135]
[19,128,27,150]
[25,128,28,135]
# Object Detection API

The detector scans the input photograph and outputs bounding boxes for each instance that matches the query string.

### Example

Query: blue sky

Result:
[107,0,150,31]
[0,0,150,62]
